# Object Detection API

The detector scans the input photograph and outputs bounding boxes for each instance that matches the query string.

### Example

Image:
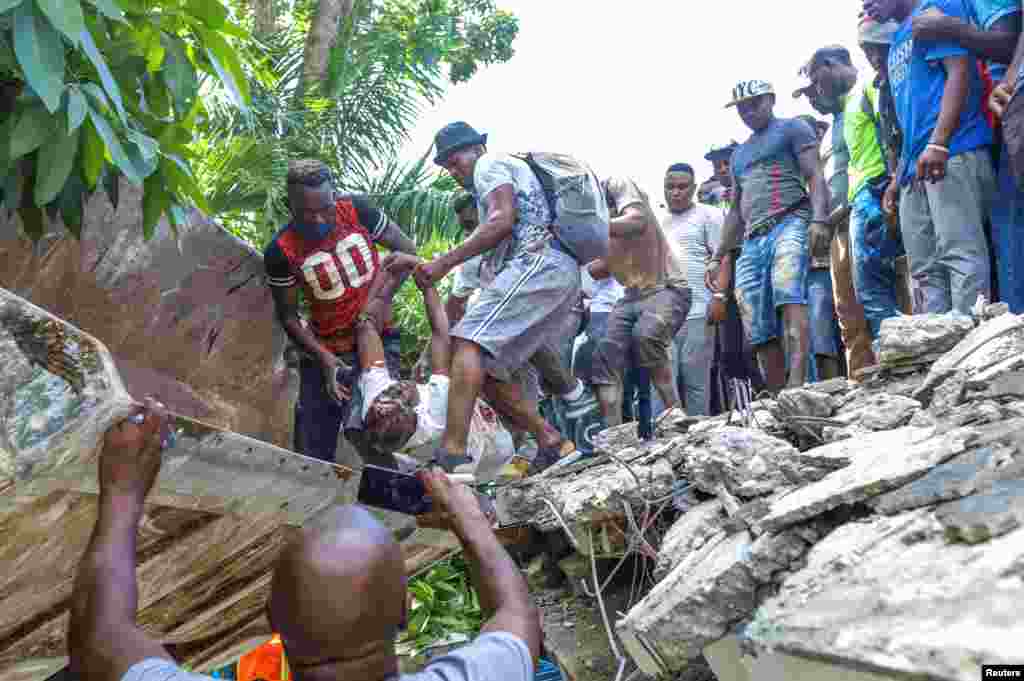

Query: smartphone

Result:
[357,465,433,515]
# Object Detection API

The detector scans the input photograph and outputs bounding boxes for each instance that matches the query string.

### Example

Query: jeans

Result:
[850,185,905,338]
[294,330,402,463]
[735,213,810,346]
[654,316,714,417]
[806,268,840,383]
[990,148,1024,313]
[898,148,995,314]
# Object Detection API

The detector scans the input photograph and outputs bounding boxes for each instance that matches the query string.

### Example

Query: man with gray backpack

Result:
[416,121,609,474]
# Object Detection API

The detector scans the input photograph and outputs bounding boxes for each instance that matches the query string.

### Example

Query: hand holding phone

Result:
[357,465,433,516]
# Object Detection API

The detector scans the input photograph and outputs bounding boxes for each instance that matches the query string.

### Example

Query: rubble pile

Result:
[496,310,1024,681]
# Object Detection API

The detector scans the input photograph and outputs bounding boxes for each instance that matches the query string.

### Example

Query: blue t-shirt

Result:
[731,117,818,237]
[969,0,1021,83]
[889,0,993,186]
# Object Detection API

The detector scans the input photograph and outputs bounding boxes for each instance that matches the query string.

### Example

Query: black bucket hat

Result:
[433,121,488,166]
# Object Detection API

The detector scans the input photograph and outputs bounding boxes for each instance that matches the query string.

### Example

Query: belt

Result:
[746,200,811,240]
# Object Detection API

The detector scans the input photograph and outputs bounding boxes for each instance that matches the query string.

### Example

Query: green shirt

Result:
[843,79,887,203]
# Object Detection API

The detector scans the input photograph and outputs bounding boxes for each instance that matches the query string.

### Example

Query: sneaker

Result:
[561,388,604,457]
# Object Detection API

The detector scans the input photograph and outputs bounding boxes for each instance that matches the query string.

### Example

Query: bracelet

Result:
[926,143,950,155]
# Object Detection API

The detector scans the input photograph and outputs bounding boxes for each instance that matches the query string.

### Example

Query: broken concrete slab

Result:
[936,479,1024,544]
[617,531,757,676]
[805,378,852,395]
[685,428,845,500]
[871,442,1024,515]
[495,457,675,532]
[877,313,975,367]
[915,313,1024,401]
[746,529,812,583]
[655,499,726,578]
[745,510,1024,681]
[776,388,833,419]
[974,370,1024,400]
[593,422,641,457]
[757,425,980,533]
[832,393,922,431]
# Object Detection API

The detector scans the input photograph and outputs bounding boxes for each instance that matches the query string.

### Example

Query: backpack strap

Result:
[517,152,581,261]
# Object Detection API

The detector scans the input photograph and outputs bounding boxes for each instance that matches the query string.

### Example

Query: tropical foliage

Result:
[397,556,483,659]
[0,0,251,238]
[196,0,516,249]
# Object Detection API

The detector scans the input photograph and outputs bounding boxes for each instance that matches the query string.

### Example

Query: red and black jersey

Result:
[265,196,389,350]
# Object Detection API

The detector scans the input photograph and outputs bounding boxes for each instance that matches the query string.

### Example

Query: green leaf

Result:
[80,117,104,187]
[199,28,248,108]
[35,0,85,45]
[101,165,119,208]
[35,126,79,205]
[79,25,127,124]
[13,2,66,113]
[124,130,158,179]
[142,170,169,238]
[66,87,87,132]
[57,168,86,236]
[80,81,109,110]
[0,0,24,13]
[3,164,24,214]
[84,0,125,22]
[143,74,171,118]
[9,105,54,159]
[86,104,140,184]
[185,0,226,29]
[160,33,197,116]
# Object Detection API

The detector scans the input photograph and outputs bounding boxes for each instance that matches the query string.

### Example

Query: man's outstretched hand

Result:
[381,252,424,274]
[100,398,170,504]
[415,468,490,536]
[414,258,451,289]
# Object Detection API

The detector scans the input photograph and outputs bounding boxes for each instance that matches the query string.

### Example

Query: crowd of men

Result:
[68,2,1024,681]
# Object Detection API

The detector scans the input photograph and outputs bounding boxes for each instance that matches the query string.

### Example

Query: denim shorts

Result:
[734,213,809,346]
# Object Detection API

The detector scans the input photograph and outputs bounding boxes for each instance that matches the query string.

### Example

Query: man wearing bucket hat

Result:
[698,141,739,209]
[414,121,588,474]
[864,0,995,316]
[707,80,830,392]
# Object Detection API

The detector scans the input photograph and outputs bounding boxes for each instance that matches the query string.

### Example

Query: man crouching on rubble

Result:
[69,399,541,681]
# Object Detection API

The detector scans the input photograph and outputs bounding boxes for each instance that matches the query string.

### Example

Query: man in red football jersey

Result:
[265,159,417,464]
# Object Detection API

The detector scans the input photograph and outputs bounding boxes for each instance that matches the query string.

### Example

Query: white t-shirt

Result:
[120,633,532,681]
[359,368,515,482]
[661,204,723,320]
[472,152,553,278]
[581,269,625,315]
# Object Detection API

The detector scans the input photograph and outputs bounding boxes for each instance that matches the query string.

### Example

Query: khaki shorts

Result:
[591,286,691,386]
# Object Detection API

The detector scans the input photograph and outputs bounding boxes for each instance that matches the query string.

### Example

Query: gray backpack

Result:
[513,152,610,263]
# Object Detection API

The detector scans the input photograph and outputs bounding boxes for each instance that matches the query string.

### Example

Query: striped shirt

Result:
[661,205,723,320]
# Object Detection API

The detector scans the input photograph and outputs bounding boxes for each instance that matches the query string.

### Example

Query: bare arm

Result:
[798,146,830,224]
[418,471,541,664]
[69,408,174,681]
[445,294,470,329]
[608,204,648,238]
[713,183,744,260]
[271,286,335,368]
[914,11,1020,64]
[933,55,971,147]
[439,185,516,272]
[375,219,417,255]
[421,283,451,376]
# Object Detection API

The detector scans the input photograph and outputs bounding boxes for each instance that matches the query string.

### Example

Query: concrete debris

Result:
[915,313,1024,401]
[832,392,922,431]
[775,388,833,419]
[936,479,1024,544]
[655,499,727,578]
[494,312,1024,679]
[495,457,675,532]
[617,531,758,676]
[745,510,1024,681]
[684,428,843,500]
[871,442,1024,515]
[878,313,975,368]
[757,425,977,534]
